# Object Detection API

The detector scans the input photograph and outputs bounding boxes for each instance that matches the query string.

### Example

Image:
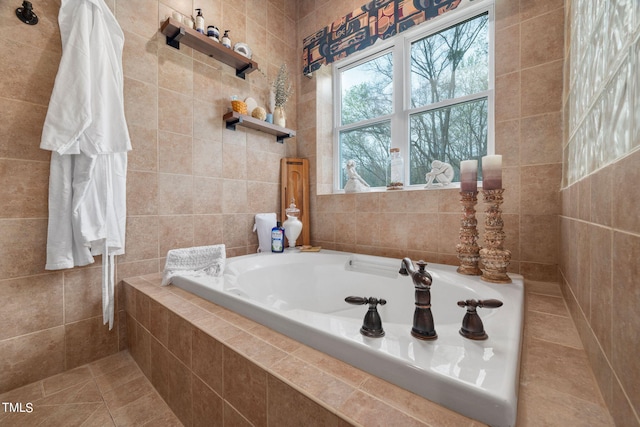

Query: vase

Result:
[273,106,286,127]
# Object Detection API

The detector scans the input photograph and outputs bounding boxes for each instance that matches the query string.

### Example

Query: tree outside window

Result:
[335,10,491,190]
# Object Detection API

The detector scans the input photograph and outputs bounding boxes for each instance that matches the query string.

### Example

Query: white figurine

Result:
[425,160,454,188]
[344,160,370,193]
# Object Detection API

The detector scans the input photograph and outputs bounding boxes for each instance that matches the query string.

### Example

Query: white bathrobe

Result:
[41,0,131,330]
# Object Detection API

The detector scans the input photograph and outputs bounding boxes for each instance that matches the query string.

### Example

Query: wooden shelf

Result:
[160,18,258,79]
[223,111,296,143]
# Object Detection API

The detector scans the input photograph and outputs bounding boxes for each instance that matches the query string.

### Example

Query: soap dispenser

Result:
[221,30,231,48]
[271,222,285,253]
[194,9,205,33]
[282,198,302,248]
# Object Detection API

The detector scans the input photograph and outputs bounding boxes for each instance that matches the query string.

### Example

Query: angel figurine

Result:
[425,160,454,188]
[344,160,370,193]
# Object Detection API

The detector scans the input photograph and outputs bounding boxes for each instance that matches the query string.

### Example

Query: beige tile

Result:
[495,72,520,122]
[65,317,119,370]
[224,348,267,426]
[0,98,50,162]
[194,177,224,214]
[590,166,612,227]
[222,180,248,213]
[122,30,158,84]
[271,355,356,409]
[612,150,640,234]
[521,60,563,117]
[167,312,193,368]
[167,353,192,426]
[526,293,567,316]
[118,215,159,263]
[517,382,613,427]
[0,39,59,105]
[520,112,562,165]
[158,173,194,215]
[39,379,103,405]
[127,125,158,173]
[612,231,640,416]
[192,327,224,395]
[495,119,521,167]
[495,0,520,30]
[192,374,224,427]
[0,218,48,279]
[247,181,280,214]
[226,331,288,369]
[158,45,193,95]
[589,225,612,357]
[496,24,520,77]
[41,366,93,397]
[193,214,225,247]
[64,267,103,324]
[88,350,136,378]
[158,88,193,136]
[338,389,428,427]
[124,77,158,131]
[111,390,180,426]
[115,0,161,38]
[223,401,253,427]
[222,213,249,248]
[159,215,195,255]
[158,131,193,175]
[267,374,348,426]
[293,345,368,388]
[520,214,558,264]
[148,299,170,347]
[525,310,582,349]
[0,327,65,394]
[359,376,474,426]
[522,338,603,404]
[192,136,223,177]
[521,10,564,69]
[520,164,562,215]
[0,273,63,340]
[519,0,564,22]
[127,171,158,216]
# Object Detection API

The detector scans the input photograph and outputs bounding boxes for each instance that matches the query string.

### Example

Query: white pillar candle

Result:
[460,160,478,193]
[482,155,502,190]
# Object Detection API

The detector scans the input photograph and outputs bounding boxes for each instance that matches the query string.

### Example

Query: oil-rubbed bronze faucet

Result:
[457,299,503,340]
[399,258,437,340]
[345,296,386,338]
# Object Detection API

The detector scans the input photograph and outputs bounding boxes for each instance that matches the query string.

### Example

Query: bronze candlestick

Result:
[479,189,512,283]
[456,191,482,275]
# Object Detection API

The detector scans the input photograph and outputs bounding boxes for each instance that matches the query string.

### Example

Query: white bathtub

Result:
[172,250,524,426]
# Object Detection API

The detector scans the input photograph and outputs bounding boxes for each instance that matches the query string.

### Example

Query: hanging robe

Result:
[41,0,131,330]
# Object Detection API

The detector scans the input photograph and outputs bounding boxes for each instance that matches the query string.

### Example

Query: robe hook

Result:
[16,1,38,25]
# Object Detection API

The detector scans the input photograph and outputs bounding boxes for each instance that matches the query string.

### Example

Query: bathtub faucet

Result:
[399,258,437,340]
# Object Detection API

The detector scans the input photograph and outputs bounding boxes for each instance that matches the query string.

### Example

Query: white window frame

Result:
[332,1,495,192]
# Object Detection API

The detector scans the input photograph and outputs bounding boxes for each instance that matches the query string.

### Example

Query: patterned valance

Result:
[303,0,463,75]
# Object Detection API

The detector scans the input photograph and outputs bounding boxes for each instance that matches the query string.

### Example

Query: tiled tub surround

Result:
[123,273,612,426]
[561,1,640,425]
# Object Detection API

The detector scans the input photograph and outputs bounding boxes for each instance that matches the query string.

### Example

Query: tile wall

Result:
[560,1,640,425]
[296,0,565,282]
[0,0,297,394]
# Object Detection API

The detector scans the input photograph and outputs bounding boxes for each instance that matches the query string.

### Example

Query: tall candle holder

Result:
[456,191,481,275]
[479,188,512,284]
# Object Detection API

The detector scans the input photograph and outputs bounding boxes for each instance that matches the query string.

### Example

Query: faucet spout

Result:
[399,257,437,340]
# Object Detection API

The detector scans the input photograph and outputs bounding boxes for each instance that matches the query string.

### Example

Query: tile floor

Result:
[0,351,181,426]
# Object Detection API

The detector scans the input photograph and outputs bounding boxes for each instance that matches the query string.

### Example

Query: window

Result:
[334,6,493,191]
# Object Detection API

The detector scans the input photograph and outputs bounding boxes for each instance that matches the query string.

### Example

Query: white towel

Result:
[162,244,226,286]
[253,213,277,253]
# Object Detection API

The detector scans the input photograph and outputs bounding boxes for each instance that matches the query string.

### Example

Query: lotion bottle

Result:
[271,222,284,253]
[222,30,231,48]
[195,9,205,33]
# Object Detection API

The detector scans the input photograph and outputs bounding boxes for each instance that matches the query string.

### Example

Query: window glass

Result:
[410,14,489,108]
[339,122,391,188]
[334,8,492,191]
[340,53,393,125]
[409,98,488,184]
